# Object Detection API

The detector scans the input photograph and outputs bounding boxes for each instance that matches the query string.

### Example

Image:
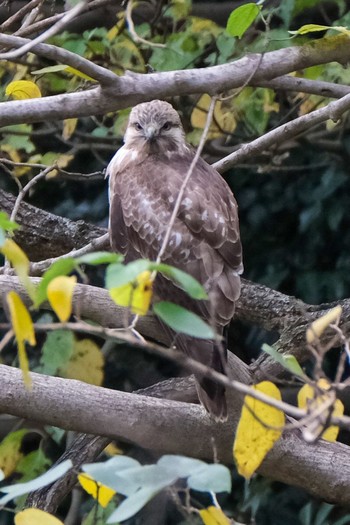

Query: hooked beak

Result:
[144,125,157,141]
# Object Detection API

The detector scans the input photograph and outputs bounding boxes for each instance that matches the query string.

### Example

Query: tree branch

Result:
[0,33,118,85]
[0,189,107,261]
[0,2,87,60]
[213,90,350,173]
[0,35,350,126]
[1,364,350,507]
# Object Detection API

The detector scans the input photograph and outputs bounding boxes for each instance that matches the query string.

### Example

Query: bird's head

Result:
[124,100,187,154]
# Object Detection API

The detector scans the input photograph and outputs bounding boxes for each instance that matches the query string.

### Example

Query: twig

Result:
[0,0,43,32]
[29,233,110,275]
[125,0,166,49]
[156,96,217,264]
[9,166,54,224]
[0,2,87,60]
[23,319,350,430]
[15,0,115,38]
[27,320,310,423]
[0,34,117,85]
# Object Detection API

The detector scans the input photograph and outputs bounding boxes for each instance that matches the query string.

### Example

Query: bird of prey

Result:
[107,99,243,420]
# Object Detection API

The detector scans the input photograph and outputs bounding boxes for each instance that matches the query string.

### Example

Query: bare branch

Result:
[213,91,350,173]
[125,0,166,49]
[260,76,350,99]
[0,35,350,125]
[1,363,350,506]
[28,233,110,275]
[0,1,88,60]
[0,33,117,85]
[0,0,43,32]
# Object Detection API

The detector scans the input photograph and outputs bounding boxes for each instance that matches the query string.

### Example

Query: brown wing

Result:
[108,149,242,326]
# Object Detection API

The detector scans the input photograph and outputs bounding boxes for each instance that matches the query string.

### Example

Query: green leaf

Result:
[0,124,35,153]
[37,330,74,375]
[153,302,215,339]
[158,455,206,478]
[16,448,51,483]
[107,486,159,524]
[35,258,76,307]
[151,263,207,299]
[262,343,306,378]
[105,259,151,289]
[187,464,231,493]
[31,65,69,75]
[83,457,141,496]
[289,23,332,35]
[290,24,350,36]
[116,465,178,491]
[0,211,20,233]
[76,252,123,266]
[0,459,72,505]
[226,3,261,38]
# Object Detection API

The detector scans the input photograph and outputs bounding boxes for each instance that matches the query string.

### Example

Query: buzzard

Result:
[107,100,243,420]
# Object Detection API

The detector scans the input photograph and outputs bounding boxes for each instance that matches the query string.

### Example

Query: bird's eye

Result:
[134,122,143,131]
[162,122,172,131]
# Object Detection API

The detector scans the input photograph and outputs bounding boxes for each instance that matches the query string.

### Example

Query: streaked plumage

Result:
[107,100,243,420]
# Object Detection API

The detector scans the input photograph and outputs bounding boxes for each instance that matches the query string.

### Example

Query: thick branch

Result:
[1,364,350,506]
[0,189,107,261]
[0,35,350,126]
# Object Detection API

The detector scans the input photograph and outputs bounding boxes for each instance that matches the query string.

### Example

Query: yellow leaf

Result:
[0,429,27,478]
[297,380,344,442]
[64,66,95,81]
[15,508,64,525]
[6,80,41,100]
[191,94,236,139]
[47,275,77,322]
[109,270,153,316]
[233,381,284,479]
[60,338,104,386]
[0,145,30,177]
[199,506,231,525]
[78,473,116,508]
[1,238,28,275]
[306,306,342,343]
[6,291,35,388]
[62,119,78,140]
[104,442,123,456]
[1,239,36,300]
